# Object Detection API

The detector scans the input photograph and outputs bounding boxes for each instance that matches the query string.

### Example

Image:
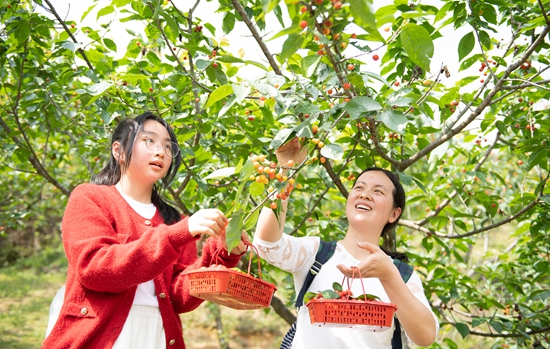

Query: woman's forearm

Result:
[255,199,289,242]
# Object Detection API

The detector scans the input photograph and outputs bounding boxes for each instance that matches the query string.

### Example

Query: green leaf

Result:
[301,54,322,78]
[320,290,340,299]
[377,110,408,132]
[400,23,433,72]
[103,38,117,52]
[280,34,304,61]
[347,0,384,42]
[343,96,382,118]
[226,210,245,253]
[81,3,98,21]
[97,5,115,20]
[320,144,344,161]
[204,167,236,180]
[249,181,265,196]
[61,41,82,52]
[232,83,251,104]
[243,209,260,231]
[14,20,30,45]
[294,101,321,115]
[353,293,380,301]
[86,82,112,96]
[303,291,318,304]
[270,128,295,149]
[488,320,504,333]
[455,322,470,338]
[222,12,236,34]
[458,32,475,62]
[205,84,234,108]
[332,282,342,292]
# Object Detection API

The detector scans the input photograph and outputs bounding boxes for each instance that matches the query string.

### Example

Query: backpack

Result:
[280,240,414,349]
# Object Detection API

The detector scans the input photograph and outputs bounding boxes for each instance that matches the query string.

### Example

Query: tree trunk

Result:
[270,294,297,325]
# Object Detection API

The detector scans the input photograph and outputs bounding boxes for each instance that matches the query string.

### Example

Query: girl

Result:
[253,138,438,349]
[43,112,248,349]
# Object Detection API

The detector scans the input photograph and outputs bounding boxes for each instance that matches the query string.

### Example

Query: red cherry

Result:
[372,54,379,61]
[300,20,308,29]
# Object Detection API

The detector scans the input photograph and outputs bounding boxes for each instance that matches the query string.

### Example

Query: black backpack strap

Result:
[391,259,414,349]
[280,321,296,349]
[294,240,337,307]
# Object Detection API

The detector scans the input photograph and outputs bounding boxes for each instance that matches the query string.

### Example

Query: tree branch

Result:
[231,0,283,76]
[41,0,94,71]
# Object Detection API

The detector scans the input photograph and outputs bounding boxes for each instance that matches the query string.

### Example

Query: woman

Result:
[253,138,438,348]
[43,111,248,349]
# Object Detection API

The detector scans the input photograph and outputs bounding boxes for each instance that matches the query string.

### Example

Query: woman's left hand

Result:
[336,241,395,282]
[229,230,250,255]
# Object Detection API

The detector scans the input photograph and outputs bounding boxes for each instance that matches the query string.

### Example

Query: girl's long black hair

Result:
[353,167,408,261]
[92,111,183,224]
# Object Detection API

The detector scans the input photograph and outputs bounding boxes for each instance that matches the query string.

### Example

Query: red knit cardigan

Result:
[42,184,242,349]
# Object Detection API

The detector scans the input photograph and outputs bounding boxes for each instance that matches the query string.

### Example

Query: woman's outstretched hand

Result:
[188,209,229,238]
[336,241,396,282]
[276,137,307,168]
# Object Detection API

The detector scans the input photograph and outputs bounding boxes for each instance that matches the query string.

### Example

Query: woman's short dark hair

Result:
[353,167,406,233]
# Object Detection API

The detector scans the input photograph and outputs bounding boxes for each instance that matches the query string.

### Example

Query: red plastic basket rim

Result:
[184,267,275,288]
[305,298,397,309]
[185,267,276,310]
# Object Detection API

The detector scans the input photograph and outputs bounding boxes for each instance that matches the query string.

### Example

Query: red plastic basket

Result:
[305,267,397,331]
[185,242,276,310]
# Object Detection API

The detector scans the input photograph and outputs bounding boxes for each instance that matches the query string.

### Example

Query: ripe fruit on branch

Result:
[347,64,355,71]
[270,202,277,209]
[372,54,379,61]
[300,6,307,13]
[343,82,351,90]
[300,20,308,29]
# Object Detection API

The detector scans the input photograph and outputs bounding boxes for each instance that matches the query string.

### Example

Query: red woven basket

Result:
[305,267,397,331]
[306,298,397,330]
[185,242,276,310]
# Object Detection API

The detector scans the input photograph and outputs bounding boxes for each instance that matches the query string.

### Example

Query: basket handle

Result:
[209,240,264,280]
[341,266,368,301]
[244,240,263,280]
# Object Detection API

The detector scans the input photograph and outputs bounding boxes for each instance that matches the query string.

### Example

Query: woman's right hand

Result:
[187,209,229,238]
[276,137,307,168]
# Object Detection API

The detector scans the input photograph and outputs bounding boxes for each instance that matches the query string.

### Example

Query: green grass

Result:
[0,247,288,349]
[0,264,66,348]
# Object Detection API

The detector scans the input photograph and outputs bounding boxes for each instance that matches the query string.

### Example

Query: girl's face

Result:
[345,170,402,232]
[117,119,173,185]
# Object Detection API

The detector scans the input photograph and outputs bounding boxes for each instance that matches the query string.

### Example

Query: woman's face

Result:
[117,119,173,185]
[345,170,402,232]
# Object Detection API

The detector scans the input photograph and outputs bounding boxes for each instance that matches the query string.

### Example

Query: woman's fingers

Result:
[188,209,228,238]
